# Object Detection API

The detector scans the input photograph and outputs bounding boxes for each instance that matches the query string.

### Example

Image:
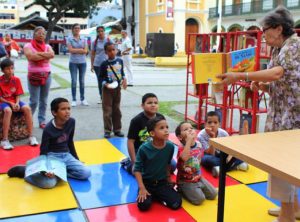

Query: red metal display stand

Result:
[185,30,270,134]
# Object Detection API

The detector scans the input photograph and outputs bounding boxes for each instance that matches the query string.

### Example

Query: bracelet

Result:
[245,72,249,82]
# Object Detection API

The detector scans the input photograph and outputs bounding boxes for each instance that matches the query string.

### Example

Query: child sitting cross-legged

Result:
[175,121,217,205]
[7,97,91,189]
[134,116,182,211]
[197,111,249,177]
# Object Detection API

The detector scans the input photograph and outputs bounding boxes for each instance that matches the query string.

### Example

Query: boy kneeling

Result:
[134,116,182,211]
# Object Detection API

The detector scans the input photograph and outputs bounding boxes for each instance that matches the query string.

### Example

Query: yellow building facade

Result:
[137,0,208,52]
[0,2,19,29]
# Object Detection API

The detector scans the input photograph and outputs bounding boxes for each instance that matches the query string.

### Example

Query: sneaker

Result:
[81,100,89,106]
[1,140,14,150]
[268,207,300,219]
[236,162,249,171]
[39,123,46,129]
[212,166,220,178]
[104,132,111,138]
[29,136,39,146]
[114,131,124,137]
[7,165,26,178]
[71,101,77,107]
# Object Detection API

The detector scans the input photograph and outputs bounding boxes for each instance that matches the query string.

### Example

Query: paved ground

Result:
[12,55,267,146]
[12,55,188,144]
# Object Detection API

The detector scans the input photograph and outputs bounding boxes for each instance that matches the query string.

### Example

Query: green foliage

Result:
[33,0,109,42]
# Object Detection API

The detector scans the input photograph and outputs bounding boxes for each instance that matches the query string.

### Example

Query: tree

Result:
[34,0,109,42]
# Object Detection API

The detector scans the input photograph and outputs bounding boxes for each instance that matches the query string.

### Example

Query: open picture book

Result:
[25,155,67,181]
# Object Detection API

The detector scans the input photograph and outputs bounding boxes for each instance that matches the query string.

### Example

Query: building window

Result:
[224,0,233,15]
[262,0,273,10]
[287,0,299,7]
[11,6,15,9]
[242,0,251,13]
[157,0,164,12]
[0,13,15,19]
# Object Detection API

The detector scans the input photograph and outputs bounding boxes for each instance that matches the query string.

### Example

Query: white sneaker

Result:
[237,162,249,171]
[29,136,39,146]
[1,140,14,150]
[81,100,89,106]
[71,101,77,107]
[212,166,220,178]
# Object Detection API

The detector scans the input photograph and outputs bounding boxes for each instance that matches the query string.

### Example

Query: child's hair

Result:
[205,111,220,122]
[146,115,166,133]
[0,58,14,71]
[51,97,69,113]
[142,93,157,104]
[104,42,115,51]
[175,121,189,137]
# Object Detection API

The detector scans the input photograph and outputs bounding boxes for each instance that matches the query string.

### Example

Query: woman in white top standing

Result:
[67,23,89,107]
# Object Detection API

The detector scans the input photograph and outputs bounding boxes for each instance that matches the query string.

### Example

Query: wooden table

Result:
[209,130,300,222]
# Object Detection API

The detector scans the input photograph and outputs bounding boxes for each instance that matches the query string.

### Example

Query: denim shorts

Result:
[0,101,26,110]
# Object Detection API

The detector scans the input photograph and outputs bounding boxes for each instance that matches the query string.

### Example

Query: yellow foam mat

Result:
[75,139,126,165]
[0,175,77,219]
[182,184,277,222]
[227,165,268,184]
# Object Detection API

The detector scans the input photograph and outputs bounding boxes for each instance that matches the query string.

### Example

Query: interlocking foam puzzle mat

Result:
[0,138,288,221]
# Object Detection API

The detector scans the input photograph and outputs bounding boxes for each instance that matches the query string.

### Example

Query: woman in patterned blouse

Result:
[218,5,300,222]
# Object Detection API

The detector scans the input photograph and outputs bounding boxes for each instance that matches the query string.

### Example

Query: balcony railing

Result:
[209,0,300,19]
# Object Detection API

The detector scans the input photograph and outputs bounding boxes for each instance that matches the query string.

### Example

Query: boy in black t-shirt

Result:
[100,42,127,138]
[121,93,163,174]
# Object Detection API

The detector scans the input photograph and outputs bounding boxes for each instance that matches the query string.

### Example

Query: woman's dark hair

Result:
[0,58,14,71]
[104,42,115,51]
[51,97,69,112]
[71,23,80,31]
[94,26,106,49]
[146,116,166,133]
[142,93,157,104]
[260,5,295,37]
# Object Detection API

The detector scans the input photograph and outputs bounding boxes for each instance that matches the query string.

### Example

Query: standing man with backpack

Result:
[91,26,112,103]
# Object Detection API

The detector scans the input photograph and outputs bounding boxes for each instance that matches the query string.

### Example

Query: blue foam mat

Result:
[248,182,300,206]
[0,209,85,222]
[69,163,138,209]
[108,137,129,156]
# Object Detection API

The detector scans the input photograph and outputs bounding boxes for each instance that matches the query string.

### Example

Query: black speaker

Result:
[146,33,175,57]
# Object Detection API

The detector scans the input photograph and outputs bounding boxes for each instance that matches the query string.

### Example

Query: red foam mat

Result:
[85,202,196,222]
[0,145,39,173]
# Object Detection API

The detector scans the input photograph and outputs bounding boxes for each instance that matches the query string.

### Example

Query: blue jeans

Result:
[25,152,91,189]
[94,65,103,98]
[201,153,243,171]
[69,62,87,101]
[27,74,51,124]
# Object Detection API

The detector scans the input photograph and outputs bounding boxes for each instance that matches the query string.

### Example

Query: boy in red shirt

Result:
[0,58,38,150]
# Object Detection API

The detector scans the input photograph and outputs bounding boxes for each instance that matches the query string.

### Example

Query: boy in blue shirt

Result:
[134,116,182,211]
[197,111,248,177]
[100,42,127,138]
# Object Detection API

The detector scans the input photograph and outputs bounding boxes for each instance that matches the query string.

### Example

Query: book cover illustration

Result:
[227,47,256,72]
[192,53,226,84]
[25,155,67,181]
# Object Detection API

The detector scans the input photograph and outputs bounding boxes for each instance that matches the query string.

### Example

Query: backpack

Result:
[0,43,7,58]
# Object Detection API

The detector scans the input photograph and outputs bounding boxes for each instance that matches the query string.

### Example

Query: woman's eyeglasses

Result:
[262,26,272,33]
